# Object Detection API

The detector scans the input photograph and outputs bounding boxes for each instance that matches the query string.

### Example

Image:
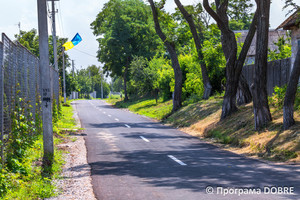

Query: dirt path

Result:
[47,102,96,200]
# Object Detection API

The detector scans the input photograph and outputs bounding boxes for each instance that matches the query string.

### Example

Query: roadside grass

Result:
[165,99,300,163]
[111,97,173,120]
[105,94,122,105]
[2,101,78,199]
[109,96,299,163]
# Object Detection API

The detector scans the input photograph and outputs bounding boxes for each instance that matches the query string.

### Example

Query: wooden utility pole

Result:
[48,0,59,71]
[37,0,54,167]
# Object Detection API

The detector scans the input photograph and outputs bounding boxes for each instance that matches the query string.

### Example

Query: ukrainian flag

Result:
[62,33,82,51]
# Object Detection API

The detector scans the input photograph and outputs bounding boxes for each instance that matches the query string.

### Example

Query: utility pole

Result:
[48,0,59,71]
[37,0,54,167]
[62,48,66,103]
[100,67,103,99]
[72,60,75,77]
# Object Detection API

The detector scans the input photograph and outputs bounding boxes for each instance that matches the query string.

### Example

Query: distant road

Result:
[75,99,300,200]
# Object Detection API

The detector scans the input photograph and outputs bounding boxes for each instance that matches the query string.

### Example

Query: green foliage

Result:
[109,94,121,100]
[73,65,110,99]
[1,99,76,199]
[268,36,292,61]
[268,85,300,111]
[228,0,254,30]
[111,77,124,93]
[56,101,77,130]
[178,54,204,100]
[6,97,37,174]
[91,0,159,77]
[129,56,157,96]
[202,38,226,93]
[269,85,287,110]
[113,98,173,120]
[148,56,173,101]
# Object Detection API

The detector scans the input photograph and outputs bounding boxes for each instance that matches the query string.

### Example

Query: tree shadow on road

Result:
[87,141,300,199]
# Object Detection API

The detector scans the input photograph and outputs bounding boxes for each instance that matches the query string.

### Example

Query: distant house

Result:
[276,10,300,72]
[235,29,288,65]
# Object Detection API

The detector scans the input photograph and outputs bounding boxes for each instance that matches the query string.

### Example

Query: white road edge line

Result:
[115,118,119,121]
[125,124,131,128]
[140,136,150,142]
[167,155,187,166]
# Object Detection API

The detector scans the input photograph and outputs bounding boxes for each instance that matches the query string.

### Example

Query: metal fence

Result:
[0,33,59,162]
[242,58,291,96]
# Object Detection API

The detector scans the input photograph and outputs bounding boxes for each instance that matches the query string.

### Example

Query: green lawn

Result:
[109,98,173,120]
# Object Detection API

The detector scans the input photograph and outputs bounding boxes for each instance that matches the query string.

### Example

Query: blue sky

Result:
[0,0,291,72]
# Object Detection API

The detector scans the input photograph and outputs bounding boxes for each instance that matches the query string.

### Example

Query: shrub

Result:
[268,85,287,110]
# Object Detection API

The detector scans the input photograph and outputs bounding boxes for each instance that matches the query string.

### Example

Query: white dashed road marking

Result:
[140,136,150,142]
[167,155,187,166]
[125,124,131,128]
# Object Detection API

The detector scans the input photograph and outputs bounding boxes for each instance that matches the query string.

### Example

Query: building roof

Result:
[235,29,288,56]
[276,9,300,30]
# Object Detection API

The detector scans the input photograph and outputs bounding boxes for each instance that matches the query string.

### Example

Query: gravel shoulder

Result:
[47,102,96,200]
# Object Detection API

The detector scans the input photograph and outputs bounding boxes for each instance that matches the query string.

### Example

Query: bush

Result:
[268,85,287,110]
[178,54,204,100]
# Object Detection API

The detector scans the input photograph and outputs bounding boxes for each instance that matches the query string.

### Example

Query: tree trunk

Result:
[174,0,212,99]
[236,74,252,106]
[203,0,257,120]
[283,48,300,130]
[252,0,272,130]
[148,0,182,112]
[123,64,129,102]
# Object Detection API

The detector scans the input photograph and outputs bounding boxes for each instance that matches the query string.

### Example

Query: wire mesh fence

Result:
[0,33,59,163]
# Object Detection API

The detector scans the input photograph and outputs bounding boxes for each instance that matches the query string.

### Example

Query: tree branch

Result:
[203,0,227,31]
[237,10,258,67]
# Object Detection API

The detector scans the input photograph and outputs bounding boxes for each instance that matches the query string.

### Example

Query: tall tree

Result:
[283,3,300,129]
[251,0,272,130]
[148,0,183,112]
[91,0,159,101]
[203,0,258,120]
[283,48,300,129]
[174,0,212,99]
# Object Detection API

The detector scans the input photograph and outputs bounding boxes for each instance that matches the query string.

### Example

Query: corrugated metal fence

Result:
[0,33,59,162]
[242,58,291,95]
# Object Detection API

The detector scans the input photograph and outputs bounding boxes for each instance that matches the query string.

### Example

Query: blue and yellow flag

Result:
[62,33,82,51]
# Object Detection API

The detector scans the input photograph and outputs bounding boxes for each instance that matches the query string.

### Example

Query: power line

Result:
[73,48,97,58]
[57,1,65,37]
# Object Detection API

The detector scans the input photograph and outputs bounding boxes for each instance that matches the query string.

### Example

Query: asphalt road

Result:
[75,99,300,200]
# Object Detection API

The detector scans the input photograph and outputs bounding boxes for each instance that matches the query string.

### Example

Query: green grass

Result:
[1,101,77,199]
[57,103,77,130]
[109,97,173,120]
[2,134,65,199]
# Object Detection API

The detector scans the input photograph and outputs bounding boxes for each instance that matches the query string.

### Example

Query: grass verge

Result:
[110,97,173,120]
[1,101,78,199]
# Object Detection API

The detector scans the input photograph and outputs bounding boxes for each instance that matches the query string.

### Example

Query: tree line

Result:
[90,0,299,130]
[15,29,111,99]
